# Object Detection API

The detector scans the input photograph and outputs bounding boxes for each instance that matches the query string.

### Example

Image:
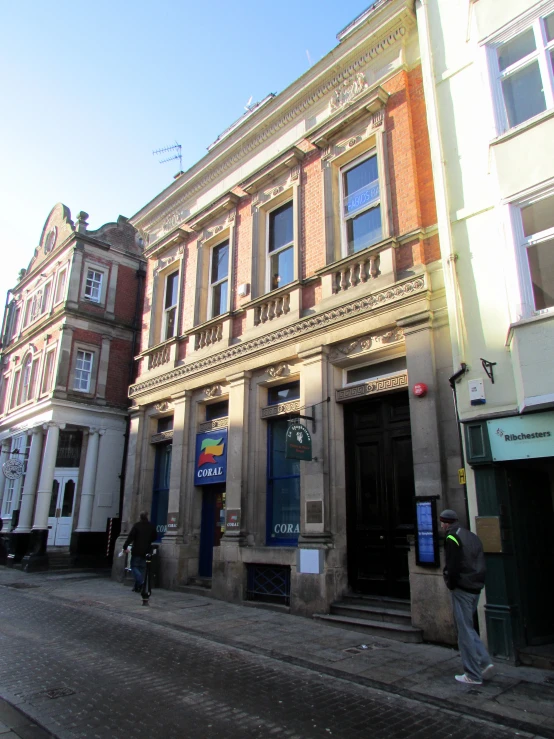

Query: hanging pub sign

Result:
[194,429,228,485]
[285,422,312,461]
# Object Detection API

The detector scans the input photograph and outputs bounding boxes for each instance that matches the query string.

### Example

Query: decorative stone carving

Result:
[372,109,385,128]
[199,417,228,433]
[336,371,408,402]
[205,384,222,398]
[329,328,404,361]
[261,399,301,419]
[266,363,288,379]
[330,73,368,113]
[151,430,174,444]
[154,401,172,413]
[129,276,425,398]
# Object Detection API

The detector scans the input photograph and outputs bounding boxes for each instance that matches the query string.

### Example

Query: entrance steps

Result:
[176,577,217,598]
[47,547,72,571]
[518,644,554,670]
[313,594,423,644]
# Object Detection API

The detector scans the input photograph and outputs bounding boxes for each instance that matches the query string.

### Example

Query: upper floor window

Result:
[205,400,229,421]
[209,241,229,318]
[42,348,56,394]
[162,271,179,340]
[18,356,33,405]
[84,269,103,302]
[54,268,67,304]
[42,281,52,314]
[341,152,382,255]
[492,11,554,130]
[74,350,93,392]
[268,202,294,291]
[519,192,554,311]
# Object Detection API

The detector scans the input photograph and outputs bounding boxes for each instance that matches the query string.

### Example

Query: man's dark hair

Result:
[139,511,149,522]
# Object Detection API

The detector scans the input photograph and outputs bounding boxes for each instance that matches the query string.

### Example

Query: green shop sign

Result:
[487,412,554,461]
[285,423,312,461]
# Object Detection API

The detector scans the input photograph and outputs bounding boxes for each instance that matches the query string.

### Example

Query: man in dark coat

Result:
[440,508,494,685]
[123,511,157,592]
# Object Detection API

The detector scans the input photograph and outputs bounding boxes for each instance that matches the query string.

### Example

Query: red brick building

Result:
[0,204,144,570]
[115,0,462,643]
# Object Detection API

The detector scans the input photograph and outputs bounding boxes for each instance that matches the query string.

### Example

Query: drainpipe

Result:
[449,363,470,525]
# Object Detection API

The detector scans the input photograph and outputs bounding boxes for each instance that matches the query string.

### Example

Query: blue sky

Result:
[0,0,371,305]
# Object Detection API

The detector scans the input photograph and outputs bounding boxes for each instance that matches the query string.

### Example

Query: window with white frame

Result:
[18,355,33,405]
[162,271,179,340]
[42,348,56,394]
[209,241,229,318]
[518,191,554,311]
[73,350,93,392]
[9,371,20,409]
[492,10,554,130]
[268,202,294,291]
[84,268,103,302]
[341,152,382,255]
[42,281,52,314]
[54,268,67,304]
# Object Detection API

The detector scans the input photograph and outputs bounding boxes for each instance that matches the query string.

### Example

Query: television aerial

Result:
[153,141,183,175]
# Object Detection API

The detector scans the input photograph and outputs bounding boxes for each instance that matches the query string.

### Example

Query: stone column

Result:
[297,346,331,545]
[75,428,103,532]
[397,312,442,499]
[161,392,192,588]
[14,427,44,533]
[32,422,64,530]
[22,422,65,571]
[0,441,11,513]
[212,371,250,602]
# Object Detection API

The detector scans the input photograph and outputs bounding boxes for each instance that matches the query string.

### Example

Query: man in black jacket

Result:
[440,509,494,685]
[123,511,157,593]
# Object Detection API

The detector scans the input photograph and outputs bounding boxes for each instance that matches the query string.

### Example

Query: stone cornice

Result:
[129,274,426,399]
[130,0,416,237]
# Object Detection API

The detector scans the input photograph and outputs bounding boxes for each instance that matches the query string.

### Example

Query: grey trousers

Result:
[451,589,491,681]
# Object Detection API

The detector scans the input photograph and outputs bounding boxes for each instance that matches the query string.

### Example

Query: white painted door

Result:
[47,472,78,546]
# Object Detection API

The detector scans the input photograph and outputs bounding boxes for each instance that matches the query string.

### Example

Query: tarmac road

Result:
[0,574,537,739]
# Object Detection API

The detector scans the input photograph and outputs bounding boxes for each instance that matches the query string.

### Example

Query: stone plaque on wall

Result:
[306,501,323,525]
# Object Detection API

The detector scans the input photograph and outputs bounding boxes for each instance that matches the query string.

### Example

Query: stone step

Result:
[312,613,423,643]
[330,602,413,626]
[341,594,412,612]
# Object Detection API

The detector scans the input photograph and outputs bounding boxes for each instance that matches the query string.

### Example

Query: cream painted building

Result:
[113,0,463,645]
[417,0,554,664]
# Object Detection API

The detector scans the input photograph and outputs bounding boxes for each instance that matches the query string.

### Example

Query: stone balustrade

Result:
[253,293,291,326]
[194,323,223,350]
[333,253,380,293]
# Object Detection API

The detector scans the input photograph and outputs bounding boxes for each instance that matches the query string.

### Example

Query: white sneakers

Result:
[455,664,495,685]
[455,674,483,685]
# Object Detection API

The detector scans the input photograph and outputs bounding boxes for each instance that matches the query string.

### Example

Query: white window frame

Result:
[41,280,52,314]
[339,149,382,258]
[18,355,33,405]
[488,5,554,134]
[2,435,25,518]
[208,240,230,319]
[84,268,103,303]
[54,268,68,305]
[266,201,294,293]
[41,346,57,395]
[73,350,94,392]
[162,270,179,340]
[510,185,554,317]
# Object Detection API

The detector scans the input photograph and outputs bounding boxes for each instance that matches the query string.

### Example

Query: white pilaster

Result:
[14,427,44,533]
[32,422,65,530]
[75,428,104,532]
[0,442,11,514]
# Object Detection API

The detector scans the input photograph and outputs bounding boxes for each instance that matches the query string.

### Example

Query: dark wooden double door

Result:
[344,392,415,599]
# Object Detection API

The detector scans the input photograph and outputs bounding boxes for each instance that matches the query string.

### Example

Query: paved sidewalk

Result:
[0,696,53,738]
[1,566,554,738]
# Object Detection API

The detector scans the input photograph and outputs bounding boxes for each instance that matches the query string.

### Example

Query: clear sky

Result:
[0,0,371,307]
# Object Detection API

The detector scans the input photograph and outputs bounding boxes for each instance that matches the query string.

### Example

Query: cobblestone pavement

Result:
[0,581,537,739]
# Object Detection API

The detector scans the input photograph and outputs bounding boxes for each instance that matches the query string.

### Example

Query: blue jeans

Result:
[451,589,491,681]
[130,555,146,589]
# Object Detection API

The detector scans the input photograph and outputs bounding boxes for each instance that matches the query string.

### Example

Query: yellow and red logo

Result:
[198,437,225,466]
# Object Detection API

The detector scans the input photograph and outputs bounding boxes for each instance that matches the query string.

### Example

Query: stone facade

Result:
[0,204,144,569]
[113,0,461,643]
